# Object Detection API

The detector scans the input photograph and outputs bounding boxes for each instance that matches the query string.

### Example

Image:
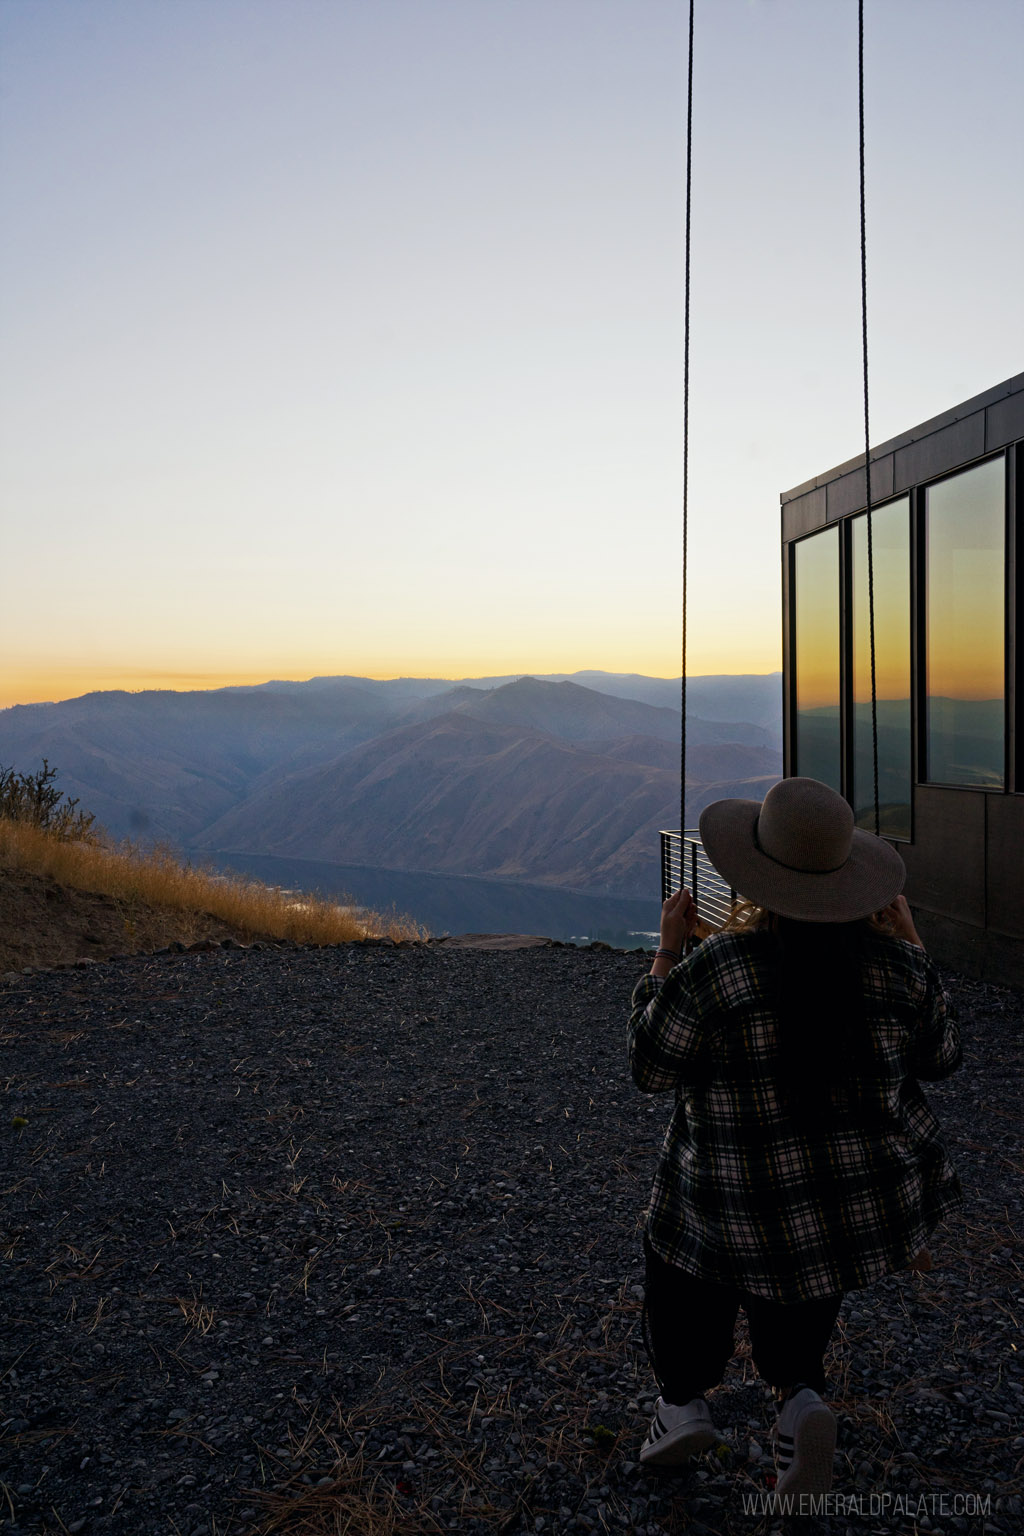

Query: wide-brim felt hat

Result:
[698,776,906,923]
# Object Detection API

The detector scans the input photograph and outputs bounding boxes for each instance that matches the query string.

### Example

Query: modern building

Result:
[780,373,1023,984]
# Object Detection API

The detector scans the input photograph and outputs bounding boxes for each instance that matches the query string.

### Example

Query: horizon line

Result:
[1,665,784,712]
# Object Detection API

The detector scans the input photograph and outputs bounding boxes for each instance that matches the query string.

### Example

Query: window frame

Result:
[1011,441,1021,794]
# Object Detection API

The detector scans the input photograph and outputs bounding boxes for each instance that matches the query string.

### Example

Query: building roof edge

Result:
[780,372,1023,504]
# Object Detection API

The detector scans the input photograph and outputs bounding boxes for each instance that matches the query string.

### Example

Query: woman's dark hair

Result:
[773,916,879,1127]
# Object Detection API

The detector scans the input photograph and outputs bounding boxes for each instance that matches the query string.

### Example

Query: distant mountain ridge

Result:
[0,670,782,900]
[393,676,775,749]
[206,668,782,732]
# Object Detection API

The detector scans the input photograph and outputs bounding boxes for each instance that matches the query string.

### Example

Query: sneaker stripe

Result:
[640,1398,720,1467]
[776,1430,795,1470]
[775,1400,836,1497]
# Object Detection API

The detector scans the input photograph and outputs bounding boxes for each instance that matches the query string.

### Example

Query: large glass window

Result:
[794,526,841,790]
[852,499,911,837]
[925,458,1005,787]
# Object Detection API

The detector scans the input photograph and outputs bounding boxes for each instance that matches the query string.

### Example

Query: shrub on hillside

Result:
[0,760,96,842]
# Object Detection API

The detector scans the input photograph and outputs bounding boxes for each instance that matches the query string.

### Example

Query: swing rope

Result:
[680,0,694,844]
[677,0,881,902]
[858,0,881,835]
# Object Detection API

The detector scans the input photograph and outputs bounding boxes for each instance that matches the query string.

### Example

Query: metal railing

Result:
[659,830,736,932]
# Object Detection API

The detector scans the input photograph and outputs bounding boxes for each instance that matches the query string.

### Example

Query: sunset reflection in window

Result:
[794,526,841,791]
[852,499,911,837]
[925,458,1005,788]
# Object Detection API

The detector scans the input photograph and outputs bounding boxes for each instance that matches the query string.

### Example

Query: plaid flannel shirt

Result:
[628,929,962,1302]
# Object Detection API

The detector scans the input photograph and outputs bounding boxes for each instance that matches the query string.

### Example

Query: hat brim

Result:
[698,797,906,923]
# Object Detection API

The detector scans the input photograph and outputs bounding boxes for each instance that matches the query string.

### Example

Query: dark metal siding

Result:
[779,373,1024,983]
[899,786,987,925]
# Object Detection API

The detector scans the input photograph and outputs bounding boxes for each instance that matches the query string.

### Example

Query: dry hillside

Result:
[0,821,421,975]
[0,864,262,973]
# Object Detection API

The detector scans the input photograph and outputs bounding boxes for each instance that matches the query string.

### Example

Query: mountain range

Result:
[0,671,782,903]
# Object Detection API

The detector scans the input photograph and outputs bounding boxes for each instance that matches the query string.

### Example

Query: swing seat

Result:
[659,830,736,933]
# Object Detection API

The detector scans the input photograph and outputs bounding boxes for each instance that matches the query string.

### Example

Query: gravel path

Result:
[1,941,1021,1536]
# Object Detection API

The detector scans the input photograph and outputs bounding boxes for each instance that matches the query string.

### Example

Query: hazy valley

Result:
[0,671,782,937]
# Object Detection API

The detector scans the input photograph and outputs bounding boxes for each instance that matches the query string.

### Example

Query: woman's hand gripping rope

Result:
[650,887,699,979]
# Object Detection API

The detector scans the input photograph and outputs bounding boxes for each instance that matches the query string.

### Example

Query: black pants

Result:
[643,1236,843,1404]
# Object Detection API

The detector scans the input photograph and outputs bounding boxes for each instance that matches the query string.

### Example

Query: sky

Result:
[1,0,1021,709]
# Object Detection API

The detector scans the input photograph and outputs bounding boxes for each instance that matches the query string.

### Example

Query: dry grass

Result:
[248,1293,644,1536]
[0,817,425,947]
[250,1382,538,1535]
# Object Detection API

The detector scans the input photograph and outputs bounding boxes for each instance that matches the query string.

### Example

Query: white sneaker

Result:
[774,1385,836,1499]
[639,1396,720,1467]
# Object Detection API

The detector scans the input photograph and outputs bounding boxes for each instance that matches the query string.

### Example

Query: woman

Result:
[628,777,961,1500]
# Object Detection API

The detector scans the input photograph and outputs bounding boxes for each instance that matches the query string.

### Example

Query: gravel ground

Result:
[1,940,1021,1536]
